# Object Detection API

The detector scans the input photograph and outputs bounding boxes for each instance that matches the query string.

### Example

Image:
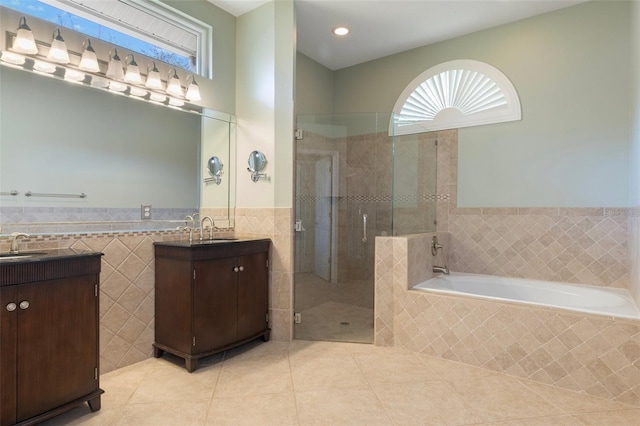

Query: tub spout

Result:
[433,265,449,275]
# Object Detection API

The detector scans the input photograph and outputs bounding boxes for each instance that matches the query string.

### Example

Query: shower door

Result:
[294,113,392,343]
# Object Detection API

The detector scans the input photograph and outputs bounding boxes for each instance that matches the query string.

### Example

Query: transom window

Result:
[1,0,212,77]
[392,59,521,135]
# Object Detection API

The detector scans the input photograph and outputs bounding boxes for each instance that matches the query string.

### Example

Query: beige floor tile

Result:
[223,340,290,366]
[115,399,209,426]
[370,380,486,425]
[354,350,439,384]
[290,355,369,391]
[417,353,504,382]
[451,375,564,422]
[572,409,640,425]
[38,406,122,426]
[100,365,151,407]
[128,359,220,404]
[206,392,298,425]
[288,339,355,360]
[214,358,293,398]
[483,415,584,425]
[521,380,633,415]
[295,388,392,425]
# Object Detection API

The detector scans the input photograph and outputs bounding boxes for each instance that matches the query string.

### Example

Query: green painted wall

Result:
[330,1,631,207]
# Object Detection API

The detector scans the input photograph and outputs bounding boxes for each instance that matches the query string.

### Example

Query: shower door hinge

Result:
[295,129,304,140]
[294,312,302,324]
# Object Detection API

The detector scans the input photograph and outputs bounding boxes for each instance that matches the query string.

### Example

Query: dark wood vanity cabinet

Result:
[0,252,103,426]
[154,239,271,372]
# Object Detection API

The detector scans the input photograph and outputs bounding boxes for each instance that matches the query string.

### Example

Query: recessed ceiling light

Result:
[332,26,350,36]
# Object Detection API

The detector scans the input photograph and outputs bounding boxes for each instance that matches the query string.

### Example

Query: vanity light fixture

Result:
[130,87,148,97]
[47,29,70,64]
[145,61,164,90]
[33,59,56,74]
[0,50,26,66]
[185,74,201,102]
[332,26,350,36]
[124,54,144,84]
[149,92,167,103]
[12,17,38,55]
[63,68,85,83]
[89,75,109,88]
[106,49,125,81]
[108,80,128,93]
[166,68,183,97]
[79,39,100,72]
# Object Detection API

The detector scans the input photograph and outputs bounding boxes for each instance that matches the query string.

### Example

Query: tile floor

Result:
[41,340,639,426]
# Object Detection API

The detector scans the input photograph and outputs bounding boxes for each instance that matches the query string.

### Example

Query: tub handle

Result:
[362,213,368,243]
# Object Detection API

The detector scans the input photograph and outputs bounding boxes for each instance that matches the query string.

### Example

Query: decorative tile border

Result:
[295,194,449,203]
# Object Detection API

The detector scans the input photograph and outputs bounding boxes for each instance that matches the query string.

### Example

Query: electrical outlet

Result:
[141,204,152,220]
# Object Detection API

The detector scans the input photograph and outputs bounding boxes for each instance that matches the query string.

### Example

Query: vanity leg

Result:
[87,395,101,412]
[153,346,164,358]
[262,330,270,342]
[185,358,197,373]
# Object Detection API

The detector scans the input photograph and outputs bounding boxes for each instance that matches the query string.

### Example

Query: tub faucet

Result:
[200,216,215,241]
[10,232,30,254]
[433,265,449,275]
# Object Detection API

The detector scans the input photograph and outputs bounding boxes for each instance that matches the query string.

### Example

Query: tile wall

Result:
[234,207,294,342]
[0,206,284,374]
[434,131,631,289]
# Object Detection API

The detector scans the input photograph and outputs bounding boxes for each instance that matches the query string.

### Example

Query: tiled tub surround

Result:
[375,233,640,406]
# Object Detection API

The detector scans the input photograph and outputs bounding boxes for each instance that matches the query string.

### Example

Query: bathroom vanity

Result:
[0,250,103,426]
[153,238,271,372]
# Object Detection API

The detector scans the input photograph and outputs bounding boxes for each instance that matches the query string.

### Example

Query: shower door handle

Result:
[362,213,368,243]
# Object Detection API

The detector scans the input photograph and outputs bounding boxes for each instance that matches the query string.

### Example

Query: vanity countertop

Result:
[0,249,103,286]
[154,236,271,261]
[154,235,270,248]
[0,248,102,264]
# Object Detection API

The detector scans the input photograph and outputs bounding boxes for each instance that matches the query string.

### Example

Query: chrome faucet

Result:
[10,232,30,254]
[176,226,194,243]
[200,216,215,241]
[431,235,443,256]
[433,265,449,275]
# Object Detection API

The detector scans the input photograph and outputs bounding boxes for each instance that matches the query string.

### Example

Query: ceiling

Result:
[208,0,587,71]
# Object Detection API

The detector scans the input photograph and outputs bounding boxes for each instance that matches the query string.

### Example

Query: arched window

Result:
[391,60,521,135]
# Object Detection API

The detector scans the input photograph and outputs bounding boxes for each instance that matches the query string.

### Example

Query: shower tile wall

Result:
[296,130,394,284]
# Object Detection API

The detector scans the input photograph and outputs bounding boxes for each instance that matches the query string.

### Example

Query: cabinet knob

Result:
[19,300,29,310]
[239,266,244,272]
[233,267,239,272]
[6,303,16,312]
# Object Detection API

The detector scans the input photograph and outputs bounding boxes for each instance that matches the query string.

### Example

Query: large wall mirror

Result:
[0,64,235,235]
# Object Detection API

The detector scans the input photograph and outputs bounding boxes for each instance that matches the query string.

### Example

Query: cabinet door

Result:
[193,258,238,352]
[0,285,18,425]
[237,252,269,340]
[16,276,98,422]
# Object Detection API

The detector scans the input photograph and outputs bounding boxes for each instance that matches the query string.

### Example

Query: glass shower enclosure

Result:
[294,113,438,343]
